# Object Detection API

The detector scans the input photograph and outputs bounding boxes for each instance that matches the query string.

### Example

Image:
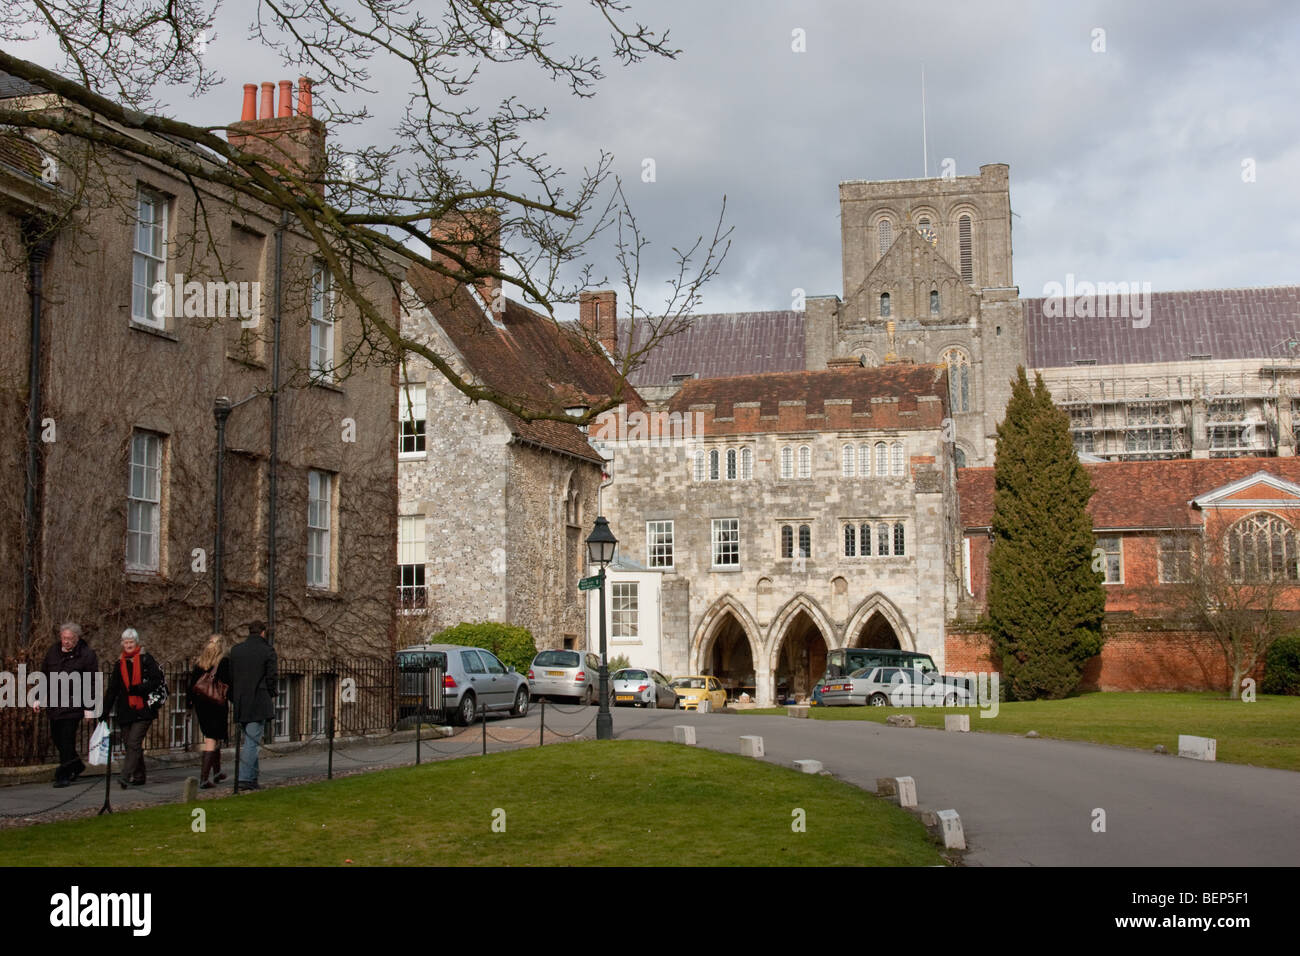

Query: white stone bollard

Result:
[945,714,970,733]
[1177,734,1217,761]
[895,775,917,808]
[793,759,822,774]
[673,725,696,746]
[740,735,764,757]
[936,809,966,849]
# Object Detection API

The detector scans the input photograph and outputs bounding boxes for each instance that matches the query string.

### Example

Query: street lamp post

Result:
[586,515,618,740]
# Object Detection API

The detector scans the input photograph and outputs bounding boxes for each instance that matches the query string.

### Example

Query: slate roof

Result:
[1025,286,1300,368]
[958,457,1300,531]
[666,363,948,430]
[0,70,45,99]
[618,311,804,385]
[407,267,642,464]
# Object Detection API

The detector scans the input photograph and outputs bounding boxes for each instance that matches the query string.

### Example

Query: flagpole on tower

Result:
[922,66,929,178]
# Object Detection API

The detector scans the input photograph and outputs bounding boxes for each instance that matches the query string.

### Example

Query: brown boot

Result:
[199,752,214,789]
[211,748,227,783]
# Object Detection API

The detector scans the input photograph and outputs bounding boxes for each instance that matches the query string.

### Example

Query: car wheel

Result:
[584,685,595,706]
[868,693,889,707]
[457,693,478,726]
[648,694,658,710]
[512,687,530,717]
[672,696,680,710]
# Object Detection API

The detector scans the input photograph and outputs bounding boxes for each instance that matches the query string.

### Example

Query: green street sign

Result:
[578,574,601,591]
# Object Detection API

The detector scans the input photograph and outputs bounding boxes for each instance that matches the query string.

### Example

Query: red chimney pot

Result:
[259,82,274,120]
[278,81,293,117]
[297,78,313,117]
[240,84,257,122]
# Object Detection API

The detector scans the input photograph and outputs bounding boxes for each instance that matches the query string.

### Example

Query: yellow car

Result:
[671,675,727,711]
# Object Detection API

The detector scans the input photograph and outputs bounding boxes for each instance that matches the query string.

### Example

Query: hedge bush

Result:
[1262,632,1300,696]
[432,622,537,674]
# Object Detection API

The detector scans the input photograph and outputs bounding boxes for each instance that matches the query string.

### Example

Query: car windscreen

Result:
[397,651,447,671]
[533,651,581,668]
[615,670,647,681]
[671,678,706,688]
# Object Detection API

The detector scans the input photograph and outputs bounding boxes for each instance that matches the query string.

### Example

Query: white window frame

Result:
[712,518,740,568]
[611,582,639,641]
[693,449,706,482]
[859,444,871,477]
[842,444,855,477]
[874,441,887,476]
[397,515,427,609]
[307,470,334,590]
[126,430,163,572]
[646,519,674,570]
[780,446,793,479]
[740,446,753,480]
[310,261,335,380]
[310,675,330,735]
[1097,535,1123,584]
[398,382,427,458]
[132,187,167,327]
[798,444,811,479]
[891,441,905,477]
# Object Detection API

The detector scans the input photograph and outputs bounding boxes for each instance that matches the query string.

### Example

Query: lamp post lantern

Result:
[586,515,618,740]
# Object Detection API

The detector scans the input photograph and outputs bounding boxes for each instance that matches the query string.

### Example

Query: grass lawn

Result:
[0,740,946,866]
[750,692,1300,771]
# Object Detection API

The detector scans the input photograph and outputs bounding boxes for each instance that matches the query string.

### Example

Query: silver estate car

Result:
[611,668,678,709]
[527,650,606,704]
[397,643,531,726]
[820,666,972,708]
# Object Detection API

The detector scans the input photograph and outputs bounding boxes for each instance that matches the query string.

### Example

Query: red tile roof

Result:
[666,363,949,434]
[407,267,643,464]
[958,457,1300,531]
[1025,286,1300,367]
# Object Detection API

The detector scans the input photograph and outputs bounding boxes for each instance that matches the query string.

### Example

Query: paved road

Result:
[5,701,1298,867]
[599,707,1300,866]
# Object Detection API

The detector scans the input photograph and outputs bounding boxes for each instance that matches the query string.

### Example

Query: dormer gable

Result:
[849,226,979,323]
[1191,471,1300,510]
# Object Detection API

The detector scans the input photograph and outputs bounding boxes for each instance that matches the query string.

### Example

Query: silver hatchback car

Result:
[611,668,678,709]
[527,649,606,704]
[396,643,531,726]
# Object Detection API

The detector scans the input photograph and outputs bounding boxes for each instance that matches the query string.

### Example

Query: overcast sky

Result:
[15,0,1300,316]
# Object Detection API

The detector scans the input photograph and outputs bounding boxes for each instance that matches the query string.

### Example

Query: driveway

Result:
[587,707,1300,866]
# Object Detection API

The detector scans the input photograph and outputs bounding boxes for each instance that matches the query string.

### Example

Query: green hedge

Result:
[432,622,538,674]
[1262,632,1300,696]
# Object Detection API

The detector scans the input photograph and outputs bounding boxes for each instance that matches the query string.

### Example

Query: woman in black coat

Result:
[100,627,165,788]
[187,633,232,788]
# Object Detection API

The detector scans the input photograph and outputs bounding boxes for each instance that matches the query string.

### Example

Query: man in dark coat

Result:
[34,622,99,787]
[228,620,277,790]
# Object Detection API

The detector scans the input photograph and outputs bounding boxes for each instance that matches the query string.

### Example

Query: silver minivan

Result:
[527,649,606,704]
[397,643,531,726]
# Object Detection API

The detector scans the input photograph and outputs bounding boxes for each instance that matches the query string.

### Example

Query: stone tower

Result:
[805,163,1025,466]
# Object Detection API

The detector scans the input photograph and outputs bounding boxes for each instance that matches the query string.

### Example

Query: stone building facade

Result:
[597,364,958,705]
[397,271,624,652]
[1,73,399,670]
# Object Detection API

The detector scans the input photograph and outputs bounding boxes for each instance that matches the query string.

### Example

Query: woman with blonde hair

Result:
[188,633,232,788]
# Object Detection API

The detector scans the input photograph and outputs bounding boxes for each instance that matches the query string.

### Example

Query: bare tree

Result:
[0,0,729,423]
[1165,523,1298,697]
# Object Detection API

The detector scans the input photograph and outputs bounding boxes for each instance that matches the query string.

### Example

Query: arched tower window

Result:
[880,292,891,318]
[958,214,973,284]
[930,290,940,315]
[954,446,967,469]
[943,348,971,413]
[878,219,893,257]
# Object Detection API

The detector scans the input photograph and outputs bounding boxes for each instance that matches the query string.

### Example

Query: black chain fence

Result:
[1,656,439,768]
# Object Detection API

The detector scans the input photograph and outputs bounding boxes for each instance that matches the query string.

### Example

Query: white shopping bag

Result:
[88,721,110,766]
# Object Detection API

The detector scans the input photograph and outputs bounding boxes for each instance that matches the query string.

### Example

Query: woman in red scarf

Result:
[100,628,166,788]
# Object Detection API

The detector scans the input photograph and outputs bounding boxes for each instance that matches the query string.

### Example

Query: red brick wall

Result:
[944,625,1254,692]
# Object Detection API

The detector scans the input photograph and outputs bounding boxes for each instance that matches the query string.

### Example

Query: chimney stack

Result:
[579,290,618,356]
[228,77,327,193]
[429,207,502,306]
